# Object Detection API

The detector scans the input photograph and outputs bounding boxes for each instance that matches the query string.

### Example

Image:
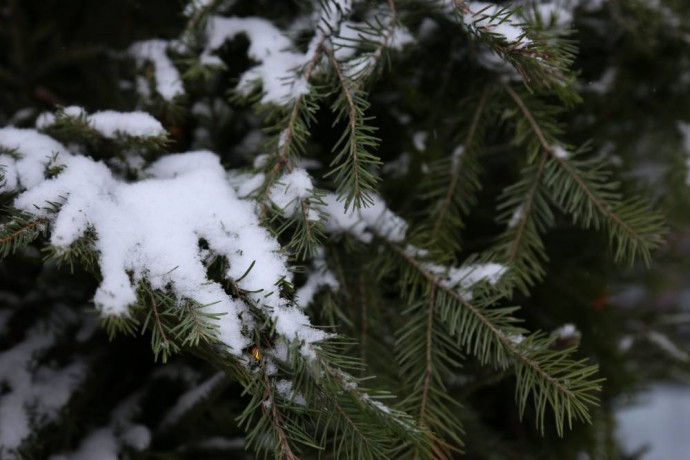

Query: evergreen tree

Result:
[0,0,686,458]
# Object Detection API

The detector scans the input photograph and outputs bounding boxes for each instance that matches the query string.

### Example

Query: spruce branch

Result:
[502,82,665,265]
[263,372,300,460]
[257,42,327,223]
[324,46,381,210]
[0,211,48,258]
[310,343,429,459]
[403,287,464,460]
[494,154,552,292]
[506,154,547,264]
[171,299,222,348]
[390,242,601,436]
[429,88,488,249]
[448,1,579,100]
[142,287,180,363]
[43,227,100,274]
[276,42,326,168]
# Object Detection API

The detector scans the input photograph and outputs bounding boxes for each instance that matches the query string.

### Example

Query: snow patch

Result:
[129,40,185,101]
[203,16,310,104]
[269,169,318,219]
[37,107,166,139]
[322,193,407,243]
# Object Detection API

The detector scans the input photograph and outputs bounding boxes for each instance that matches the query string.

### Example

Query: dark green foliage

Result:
[0,0,687,459]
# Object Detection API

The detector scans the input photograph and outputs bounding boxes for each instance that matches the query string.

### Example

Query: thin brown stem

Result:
[277,40,326,166]
[507,153,547,263]
[325,46,362,200]
[259,39,328,219]
[149,292,170,360]
[262,372,298,460]
[313,353,376,453]
[0,218,47,244]
[501,83,553,155]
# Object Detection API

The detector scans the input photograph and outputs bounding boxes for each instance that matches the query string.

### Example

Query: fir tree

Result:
[0,0,686,459]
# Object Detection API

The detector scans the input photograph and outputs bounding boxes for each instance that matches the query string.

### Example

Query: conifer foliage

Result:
[0,0,679,458]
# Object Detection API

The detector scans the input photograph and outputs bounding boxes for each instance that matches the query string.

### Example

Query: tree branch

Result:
[391,243,577,401]
[501,82,649,246]
[506,153,547,264]
[432,89,487,241]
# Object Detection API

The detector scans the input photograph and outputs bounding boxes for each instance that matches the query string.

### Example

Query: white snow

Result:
[232,171,265,198]
[525,0,575,28]
[203,16,310,104]
[419,256,506,299]
[444,262,506,290]
[296,248,339,308]
[451,145,464,169]
[36,107,166,139]
[330,12,413,79]
[616,383,690,460]
[0,128,69,193]
[552,144,570,159]
[322,193,407,243]
[275,379,307,406]
[202,5,411,104]
[120,425,151,451]
[418,18,439,40]
[506,333,525,345]
[183,0,216,16]
[90,111,166,138]
[269,168,318,219]
[413,131,428,151]
[51,387,152,459]
[361,393,395,416]
[129,39,185,101]
[35,105,86,129]
[508,203,525,228]
[647,330,689,362]
[551,323,581,340]
[462,2,531,47]
[0,328,85,454]
[272,304,328,344]
[3,127,328,358]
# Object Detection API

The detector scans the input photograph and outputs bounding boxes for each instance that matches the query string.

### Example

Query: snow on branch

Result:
[202,16,310,104]
[451,1,531,47]
[199,1,412,106]
[37,106,167,139]
[0,128,69,193]
[321,192,507,296]
[129,39,185,101]
[0,124,328,357]
[322,192,407,243]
